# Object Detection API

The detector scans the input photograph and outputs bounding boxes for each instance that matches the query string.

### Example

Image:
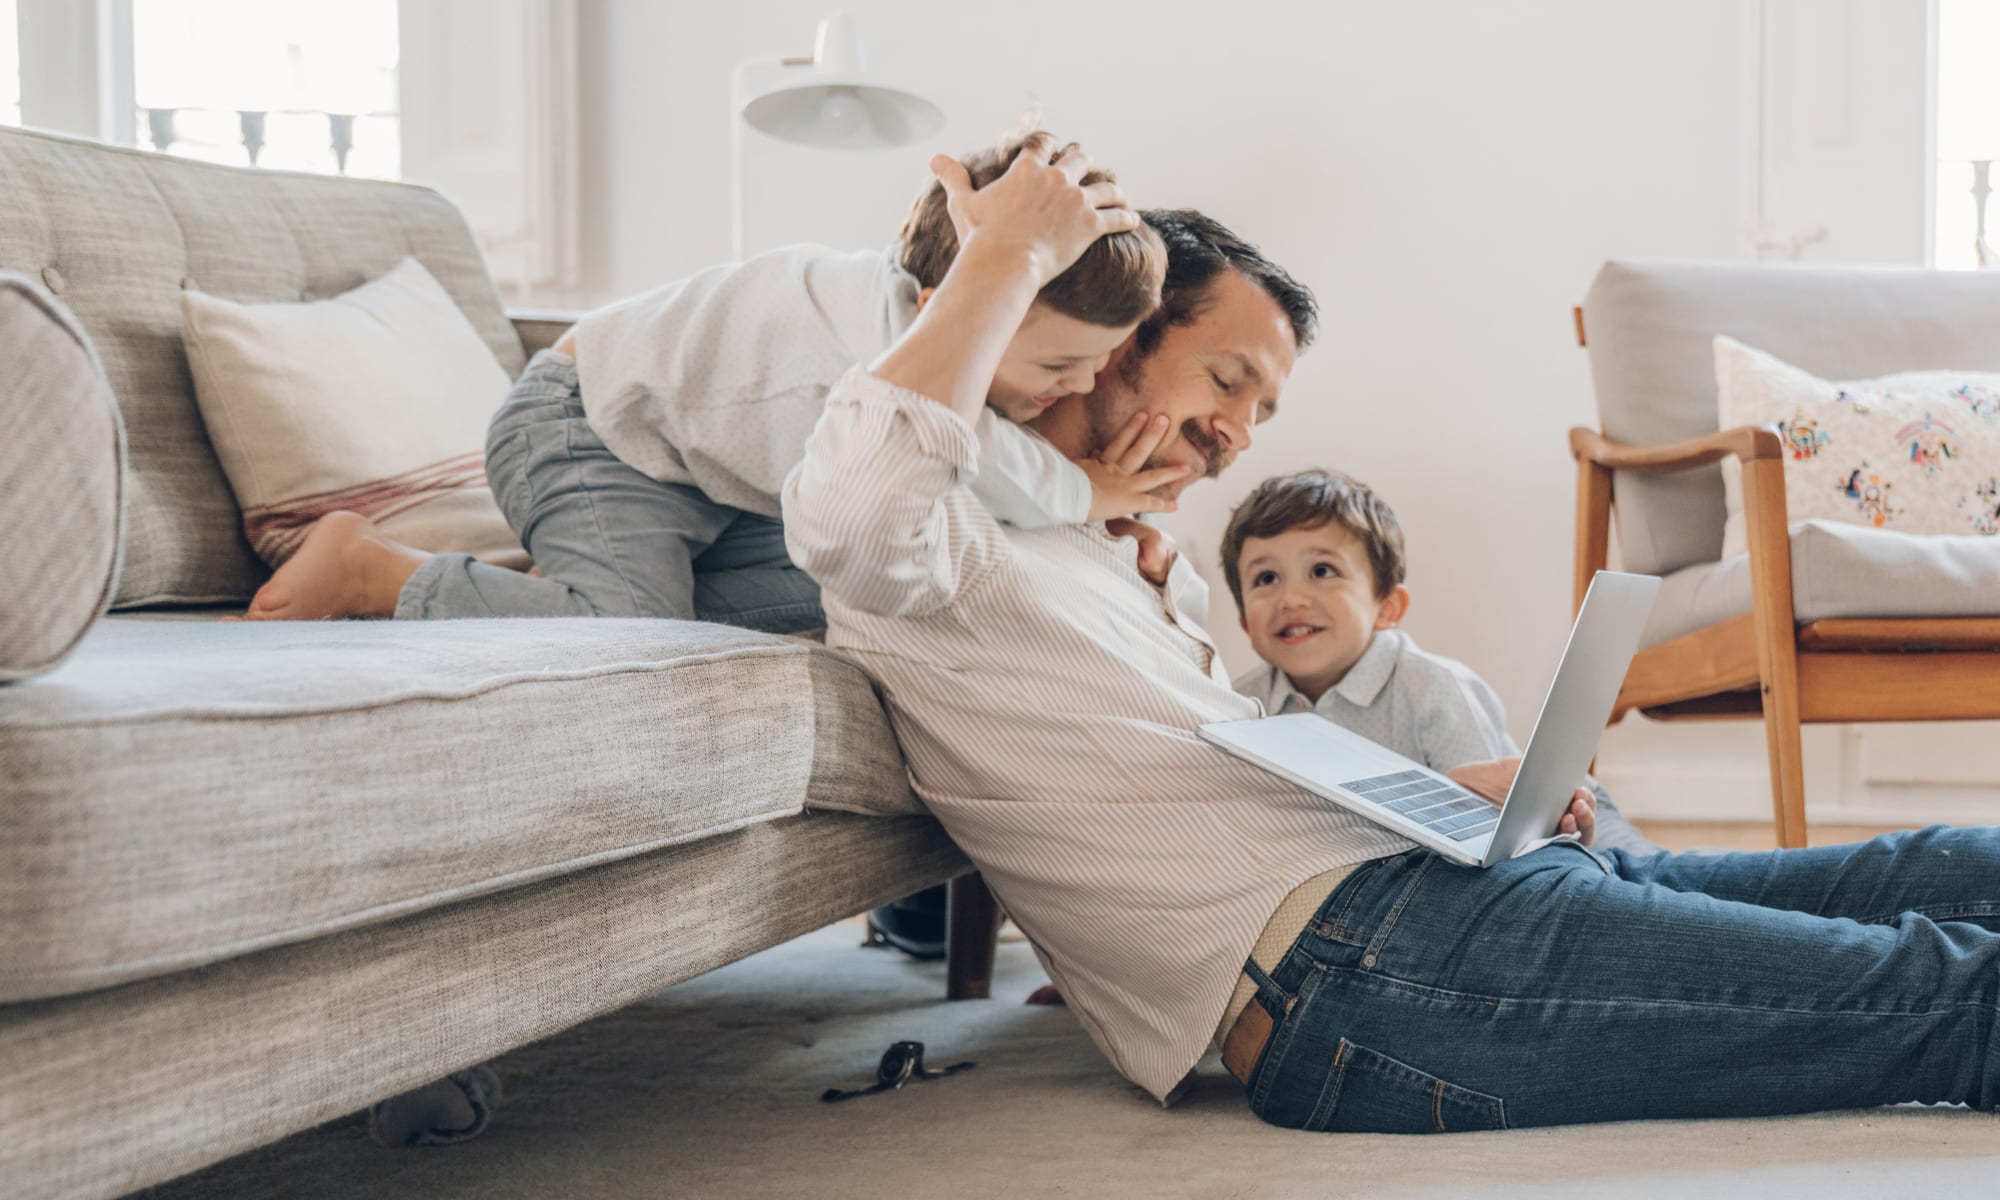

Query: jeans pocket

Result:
[1304,1039,1507,1133]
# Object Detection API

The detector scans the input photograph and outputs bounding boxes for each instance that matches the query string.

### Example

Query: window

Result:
[130,0,399,179]
[2,0,19,127]
[1935,0,2000,269]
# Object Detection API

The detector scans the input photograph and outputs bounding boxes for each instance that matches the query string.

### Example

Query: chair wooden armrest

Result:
[1568,425,1783,472]
[1569,425,1789,612]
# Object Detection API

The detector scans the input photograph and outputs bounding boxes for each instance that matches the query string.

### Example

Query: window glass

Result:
[1935,0,2000,269]
[131,0,399,178]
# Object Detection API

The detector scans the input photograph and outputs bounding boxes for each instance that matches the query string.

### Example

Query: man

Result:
[784,135,2000,1129]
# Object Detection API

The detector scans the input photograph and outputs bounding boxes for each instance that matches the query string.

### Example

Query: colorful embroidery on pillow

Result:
[1779,410,1830,460]
[1970,477,2000,536]
[1957,384,2000,422]
[1836,463,1896,527]
[1897,415,1958,476]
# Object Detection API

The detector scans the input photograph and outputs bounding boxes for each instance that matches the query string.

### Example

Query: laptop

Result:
[1199,570,1661,867]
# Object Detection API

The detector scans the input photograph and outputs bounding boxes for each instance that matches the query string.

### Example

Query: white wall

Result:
[545,0,1950,826]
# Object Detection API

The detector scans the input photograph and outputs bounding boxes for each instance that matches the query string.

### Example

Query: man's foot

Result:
[241,511,427,620]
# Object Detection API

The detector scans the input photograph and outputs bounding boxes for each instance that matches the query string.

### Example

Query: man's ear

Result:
[916,286,936,313]
[1373,584,1412,630]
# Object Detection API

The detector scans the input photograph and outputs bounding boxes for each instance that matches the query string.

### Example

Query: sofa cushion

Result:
[0,124,524,608]
[0,617,919,1003]
[181,257,527,569]
[1581,260,2000,577]
[0,273,123,682]
[1640,519,2000,648]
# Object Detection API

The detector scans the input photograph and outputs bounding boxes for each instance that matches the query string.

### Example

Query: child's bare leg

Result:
[241,511,427,620]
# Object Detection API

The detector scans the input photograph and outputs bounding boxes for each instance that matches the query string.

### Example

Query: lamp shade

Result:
[737,13,944,150]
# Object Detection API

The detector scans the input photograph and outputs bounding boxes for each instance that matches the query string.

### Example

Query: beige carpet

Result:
[139,923,2000,1199]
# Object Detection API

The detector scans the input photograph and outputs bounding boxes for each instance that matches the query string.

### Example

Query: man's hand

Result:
[930,132,1140,288]
[1081,411,1191,521]
[1106,518,1178,587]
[1445,757,1596,847]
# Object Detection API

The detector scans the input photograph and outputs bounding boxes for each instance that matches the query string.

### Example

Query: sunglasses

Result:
[820,1040,976,1103]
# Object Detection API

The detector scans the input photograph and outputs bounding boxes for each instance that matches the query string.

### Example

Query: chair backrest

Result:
[0,124,524,608]
[1581,260,2000,577]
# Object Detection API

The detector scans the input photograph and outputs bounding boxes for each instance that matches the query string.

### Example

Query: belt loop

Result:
[1243,956,1287,1018]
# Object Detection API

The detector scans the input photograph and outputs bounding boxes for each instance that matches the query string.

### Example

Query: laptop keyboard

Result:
[1340,769,1500,842]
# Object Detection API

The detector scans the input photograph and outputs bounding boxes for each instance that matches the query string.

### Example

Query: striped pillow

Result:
[181,258,528,571]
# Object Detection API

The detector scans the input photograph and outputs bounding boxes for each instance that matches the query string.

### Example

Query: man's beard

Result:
[1088,352,1232,481]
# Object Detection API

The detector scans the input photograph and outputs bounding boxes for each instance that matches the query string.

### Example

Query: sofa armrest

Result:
[509,311,583,360]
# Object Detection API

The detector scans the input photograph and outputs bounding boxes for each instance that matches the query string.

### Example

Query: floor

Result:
[134,821,2000,1200]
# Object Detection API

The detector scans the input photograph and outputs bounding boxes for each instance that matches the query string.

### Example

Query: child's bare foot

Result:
[241,511,428,620]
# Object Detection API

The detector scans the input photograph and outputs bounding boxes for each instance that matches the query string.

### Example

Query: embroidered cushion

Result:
[180,256,527,569]
[1714,335,2000,556]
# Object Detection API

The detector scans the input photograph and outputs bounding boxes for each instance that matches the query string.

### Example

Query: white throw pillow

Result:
[1714,335,2000,557]
[181,257,528,569]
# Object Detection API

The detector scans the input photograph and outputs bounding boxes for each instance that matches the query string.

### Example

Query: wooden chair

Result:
[1571,261,2000,848]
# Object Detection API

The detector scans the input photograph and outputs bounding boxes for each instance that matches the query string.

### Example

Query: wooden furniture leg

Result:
[1742,455,1809,848]
[945,872,1001,1000]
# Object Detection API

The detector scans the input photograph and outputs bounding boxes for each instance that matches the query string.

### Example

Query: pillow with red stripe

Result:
[181,257,529,572]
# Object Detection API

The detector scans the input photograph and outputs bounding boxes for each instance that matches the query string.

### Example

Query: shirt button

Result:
[40,265,64,293]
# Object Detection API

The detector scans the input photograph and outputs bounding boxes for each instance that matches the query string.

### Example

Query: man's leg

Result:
[1247,835,2000,1133]
[1605,823,2000,930]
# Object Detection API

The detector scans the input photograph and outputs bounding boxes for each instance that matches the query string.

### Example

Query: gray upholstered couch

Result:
[0,124,973,1200]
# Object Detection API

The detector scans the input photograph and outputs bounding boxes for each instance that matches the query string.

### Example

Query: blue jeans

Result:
[1244,826,2000,1132]
[394,351,824,633]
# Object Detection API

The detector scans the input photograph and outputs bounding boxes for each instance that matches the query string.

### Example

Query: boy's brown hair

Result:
[896,131,1167,327]
[1219,469,1408,612]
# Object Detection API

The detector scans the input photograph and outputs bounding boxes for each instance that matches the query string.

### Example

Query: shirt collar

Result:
[1261,630,1402,713]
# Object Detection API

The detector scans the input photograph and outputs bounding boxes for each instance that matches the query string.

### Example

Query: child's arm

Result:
[968,408,1092,527]
[971,409,1188,529]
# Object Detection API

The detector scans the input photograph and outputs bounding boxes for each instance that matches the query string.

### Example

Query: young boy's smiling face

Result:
[1237,521,1411,704]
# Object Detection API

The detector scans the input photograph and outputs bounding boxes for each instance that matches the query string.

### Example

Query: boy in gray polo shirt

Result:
[1219,468,1654,853]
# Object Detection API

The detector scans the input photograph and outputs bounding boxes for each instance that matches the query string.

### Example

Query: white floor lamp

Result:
[730,12,946,260]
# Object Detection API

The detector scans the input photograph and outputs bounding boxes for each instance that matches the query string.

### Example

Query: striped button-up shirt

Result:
[783,370,1413,1101]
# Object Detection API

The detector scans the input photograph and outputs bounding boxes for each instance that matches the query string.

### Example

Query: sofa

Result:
[0,124,986,1200]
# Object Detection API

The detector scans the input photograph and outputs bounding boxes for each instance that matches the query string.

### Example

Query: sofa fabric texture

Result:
[0,124,525,607]
[0,617,921,1003]
[0,272,124,682]
[1639,519,2000,648]
[1581,261,2000,577]
[0,812,967,1200]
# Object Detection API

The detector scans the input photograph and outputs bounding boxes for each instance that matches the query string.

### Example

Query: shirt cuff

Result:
[829,365,980,473]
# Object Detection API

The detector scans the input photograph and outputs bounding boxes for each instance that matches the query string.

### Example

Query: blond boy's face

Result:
[1236,522,1410,704]
[916,291,1137,424]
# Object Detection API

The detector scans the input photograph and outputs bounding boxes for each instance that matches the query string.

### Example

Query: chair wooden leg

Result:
[1742,455,1807,849]
[945,872,1001,1000]
[1759,686,1808,849]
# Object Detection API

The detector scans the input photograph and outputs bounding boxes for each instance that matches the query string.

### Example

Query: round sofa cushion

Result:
[0,272,125,682]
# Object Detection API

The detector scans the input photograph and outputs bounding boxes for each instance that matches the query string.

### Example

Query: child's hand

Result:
[931,133,1140,288]
[1106,517,1179,587]
[1081,412,1191,521]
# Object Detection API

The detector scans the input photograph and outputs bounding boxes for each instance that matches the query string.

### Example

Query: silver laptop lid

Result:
[1481,570,1661,864]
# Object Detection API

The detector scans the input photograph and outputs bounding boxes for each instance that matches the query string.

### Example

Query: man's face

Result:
[1032,269,1297,500]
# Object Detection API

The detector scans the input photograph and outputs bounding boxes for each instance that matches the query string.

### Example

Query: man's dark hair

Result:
[1218,469,1406,613]
[1132,209,1318,360]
